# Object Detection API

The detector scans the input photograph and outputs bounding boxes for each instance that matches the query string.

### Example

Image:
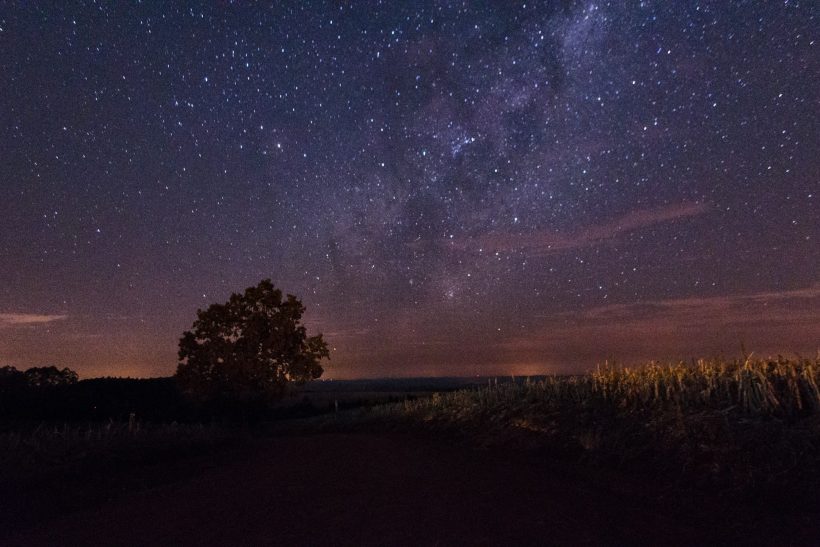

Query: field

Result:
[2,356,820,545]
[353,356,820,498]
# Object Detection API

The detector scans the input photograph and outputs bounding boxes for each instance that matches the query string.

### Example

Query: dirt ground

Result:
[2,432,818,546]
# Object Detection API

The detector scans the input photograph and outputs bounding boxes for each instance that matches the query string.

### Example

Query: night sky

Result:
[1,2,817,379]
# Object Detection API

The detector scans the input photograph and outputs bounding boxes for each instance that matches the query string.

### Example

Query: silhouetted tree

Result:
[175,280,329,411]
[0,365,79,419]
[23,365,79,388]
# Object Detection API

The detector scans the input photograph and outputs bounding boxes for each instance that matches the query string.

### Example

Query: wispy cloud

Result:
[561,283,820,327]
[501,284,820,362]
[0,313,68,327]
[449,202,708,255]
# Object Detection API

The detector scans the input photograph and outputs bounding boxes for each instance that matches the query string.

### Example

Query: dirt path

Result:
[2,432,813,546]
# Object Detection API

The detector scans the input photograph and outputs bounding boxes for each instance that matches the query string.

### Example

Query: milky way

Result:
[1,2,817,378]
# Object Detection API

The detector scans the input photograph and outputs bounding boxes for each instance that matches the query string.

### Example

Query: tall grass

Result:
[389,356,820,421]
[363,356,820,495]
[592,356,820,415]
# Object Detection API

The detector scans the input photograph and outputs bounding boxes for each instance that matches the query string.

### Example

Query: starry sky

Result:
[1,1,817,379]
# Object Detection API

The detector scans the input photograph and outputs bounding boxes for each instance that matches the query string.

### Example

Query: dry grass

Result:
[390,355,820,419]
[0,420,237,480]
[361,356,820,496]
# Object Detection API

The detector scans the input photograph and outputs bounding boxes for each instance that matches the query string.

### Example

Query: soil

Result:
[2,432,818,546]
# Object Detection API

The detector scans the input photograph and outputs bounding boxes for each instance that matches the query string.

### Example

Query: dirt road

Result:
[2,432,815,546]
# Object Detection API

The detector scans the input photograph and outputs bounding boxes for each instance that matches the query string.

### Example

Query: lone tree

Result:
[175,279,329,408]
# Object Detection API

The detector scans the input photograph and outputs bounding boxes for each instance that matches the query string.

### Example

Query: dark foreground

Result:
[2,432,818,546]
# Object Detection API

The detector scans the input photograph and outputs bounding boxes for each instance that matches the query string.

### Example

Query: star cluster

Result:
[1,2,817,378]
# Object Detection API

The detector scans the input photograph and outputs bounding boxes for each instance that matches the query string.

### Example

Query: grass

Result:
[0,420,240,482]
[387,355,820,418]
[4,355,819,498]
[351,355,820,498]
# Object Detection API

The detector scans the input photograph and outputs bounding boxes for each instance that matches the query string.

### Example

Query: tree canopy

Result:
[0,365,78,389]
[175,279,329,407]
[24,365,79,388]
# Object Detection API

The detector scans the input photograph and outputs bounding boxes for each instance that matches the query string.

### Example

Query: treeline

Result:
[0,365,334,424]
[0,366,189,422]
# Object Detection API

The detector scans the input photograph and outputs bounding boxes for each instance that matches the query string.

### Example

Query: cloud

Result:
[563,283,820,327]
[0,313,68,327]
[449,202,708,256]
[499,284,820,365]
